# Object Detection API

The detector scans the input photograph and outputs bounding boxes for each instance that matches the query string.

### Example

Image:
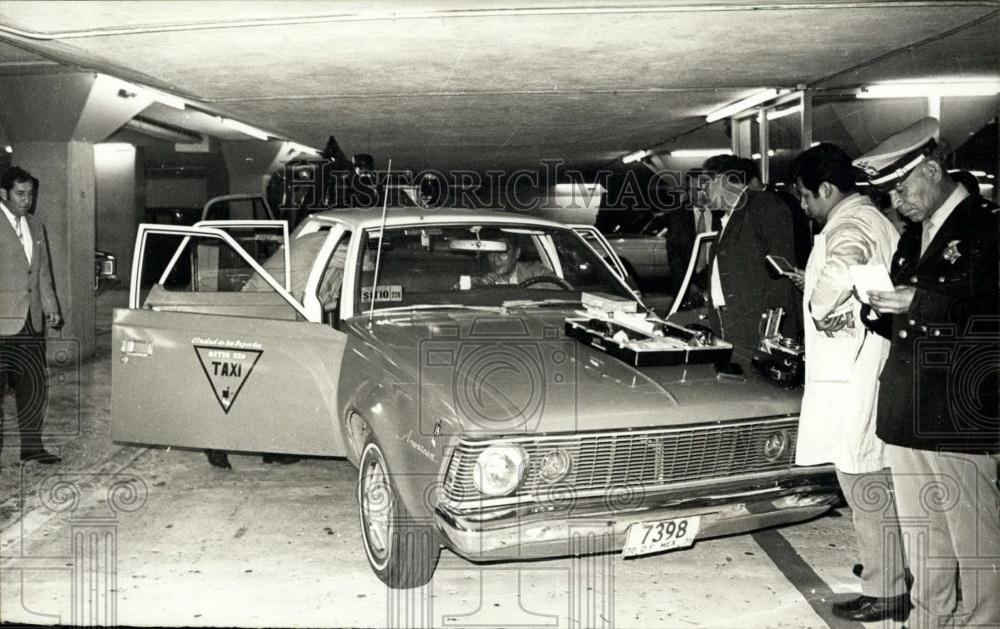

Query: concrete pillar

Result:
[95,143,141,281]
[220,140,286,196]
[0,72,151,358]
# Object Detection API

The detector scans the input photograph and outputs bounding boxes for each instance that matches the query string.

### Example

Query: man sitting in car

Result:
[472,230,550,285]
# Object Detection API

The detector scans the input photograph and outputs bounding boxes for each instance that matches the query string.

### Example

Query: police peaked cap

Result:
[853,117,940,188]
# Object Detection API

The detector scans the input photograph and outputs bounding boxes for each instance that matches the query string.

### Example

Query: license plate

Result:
[621,515,701,558]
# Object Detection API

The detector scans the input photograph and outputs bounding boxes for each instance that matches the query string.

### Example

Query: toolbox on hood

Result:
[564,311,732,367]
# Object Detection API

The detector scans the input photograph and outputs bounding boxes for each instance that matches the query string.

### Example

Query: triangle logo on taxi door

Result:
[193,345,263,414]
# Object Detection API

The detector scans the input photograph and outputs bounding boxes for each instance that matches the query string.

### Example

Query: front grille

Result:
[442,417,799,505]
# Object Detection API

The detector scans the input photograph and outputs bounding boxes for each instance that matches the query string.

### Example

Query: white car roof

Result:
[301,207,571,231]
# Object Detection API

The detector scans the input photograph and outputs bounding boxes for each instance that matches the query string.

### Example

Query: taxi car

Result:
[112,208,836,588]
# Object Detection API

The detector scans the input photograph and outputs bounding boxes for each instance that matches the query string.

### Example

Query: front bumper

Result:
[434,466,838,561]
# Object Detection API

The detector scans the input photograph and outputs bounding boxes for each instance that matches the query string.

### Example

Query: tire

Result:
[357,439,441,588]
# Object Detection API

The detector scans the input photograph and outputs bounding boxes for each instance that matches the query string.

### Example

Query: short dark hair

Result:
[1,166,36,192]
[702,154,754,187]
[738,157,761,183]
[793,143,858,195]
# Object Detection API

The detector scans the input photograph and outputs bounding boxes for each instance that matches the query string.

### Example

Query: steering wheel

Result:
[518,275,574,290]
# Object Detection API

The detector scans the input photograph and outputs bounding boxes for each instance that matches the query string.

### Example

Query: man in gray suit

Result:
[0,166,62,464]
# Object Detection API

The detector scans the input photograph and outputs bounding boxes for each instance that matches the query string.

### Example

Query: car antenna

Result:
[368,159,391,327]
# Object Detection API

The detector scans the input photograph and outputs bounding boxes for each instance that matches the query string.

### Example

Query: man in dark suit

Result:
[859,118,999,629]
[665,169,722,300]
[0,166,62,464]
[701,154,801,351]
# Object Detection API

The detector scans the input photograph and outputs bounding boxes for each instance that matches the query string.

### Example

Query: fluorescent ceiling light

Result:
[221,118,271,141]
[706,89,786,123]
[669,149,733,158]
[767,104,802,120]
[622,149,651,164]
[555,183,604,194]
[857,81,1000,99]
[100,74,187,110]
[948,169,988,177]
[285,141,322,156]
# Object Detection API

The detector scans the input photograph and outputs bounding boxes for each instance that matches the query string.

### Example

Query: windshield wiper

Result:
[500,298,583,309]
[370,304,503,315]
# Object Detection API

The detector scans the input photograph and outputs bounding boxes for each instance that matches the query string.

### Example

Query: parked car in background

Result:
[112,207,835,588]
[600,211,670,285]
[94,249,117,291]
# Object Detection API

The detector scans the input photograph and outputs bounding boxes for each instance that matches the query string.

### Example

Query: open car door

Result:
[571,225,629,279]
[668,230,718,323]
[112,224,348,456]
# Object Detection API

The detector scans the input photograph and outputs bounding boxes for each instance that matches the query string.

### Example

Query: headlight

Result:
[472,445,527,496]
[537,449,572,484]
[762,430,789,462]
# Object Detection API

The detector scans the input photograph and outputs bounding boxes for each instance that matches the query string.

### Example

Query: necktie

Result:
[695,209,709,271]
[920,217,935,256]
[14,218,30,262]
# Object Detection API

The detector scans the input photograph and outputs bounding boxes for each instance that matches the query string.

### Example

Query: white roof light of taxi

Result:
[706,88,786,123]
[622,149,651,164]
[857,81,1000,99]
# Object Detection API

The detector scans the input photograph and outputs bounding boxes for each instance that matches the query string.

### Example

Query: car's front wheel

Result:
[357,439,440,588]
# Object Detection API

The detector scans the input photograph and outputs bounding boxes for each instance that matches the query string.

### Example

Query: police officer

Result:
[856,117,999,629]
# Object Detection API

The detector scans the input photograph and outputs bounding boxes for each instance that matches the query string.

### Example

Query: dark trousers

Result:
[0,316,48,453]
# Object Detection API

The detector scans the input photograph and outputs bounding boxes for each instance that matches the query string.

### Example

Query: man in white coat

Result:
[792,144,908,622]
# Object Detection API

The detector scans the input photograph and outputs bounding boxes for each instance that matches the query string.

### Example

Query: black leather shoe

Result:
[832,593,911,622]
[205,449,232,469]
[20,450,62,464]
[262,453,301,465]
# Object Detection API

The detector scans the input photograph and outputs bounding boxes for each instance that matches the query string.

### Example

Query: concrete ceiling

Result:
[0,1,997,175]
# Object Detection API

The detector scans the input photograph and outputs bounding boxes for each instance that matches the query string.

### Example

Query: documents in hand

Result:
[850,264,894,304]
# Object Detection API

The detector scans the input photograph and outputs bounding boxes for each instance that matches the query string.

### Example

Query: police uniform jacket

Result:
[875,194,999,454]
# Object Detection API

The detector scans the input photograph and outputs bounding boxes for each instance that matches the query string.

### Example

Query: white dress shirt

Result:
[920,185,967,255]
[709,210,733,307]
[1,201,32,263]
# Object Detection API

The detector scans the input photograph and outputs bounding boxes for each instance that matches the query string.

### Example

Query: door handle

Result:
[120,339,152,357]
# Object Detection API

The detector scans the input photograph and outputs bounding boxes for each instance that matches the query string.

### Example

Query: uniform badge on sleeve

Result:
[942,240,961,264]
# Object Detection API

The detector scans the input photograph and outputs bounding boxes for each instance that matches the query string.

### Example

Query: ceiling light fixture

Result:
[100,74,187,110]
[669,149,733,158]
[221,118,271,141]
[706,88,787,123]
[555,182,604,194]
[622,149,651,164]
[857,81,1000,99]
[766,104,802,121]
[285,141,322,156]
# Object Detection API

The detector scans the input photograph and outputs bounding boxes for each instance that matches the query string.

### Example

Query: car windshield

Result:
[355,222,636,312]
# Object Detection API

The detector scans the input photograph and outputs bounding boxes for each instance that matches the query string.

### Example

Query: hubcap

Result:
[361,452,392,562]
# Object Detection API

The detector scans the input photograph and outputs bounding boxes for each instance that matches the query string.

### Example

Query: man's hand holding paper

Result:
[849,264,894,305]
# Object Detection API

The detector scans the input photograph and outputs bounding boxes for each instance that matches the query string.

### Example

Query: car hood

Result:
[345,309,800,438]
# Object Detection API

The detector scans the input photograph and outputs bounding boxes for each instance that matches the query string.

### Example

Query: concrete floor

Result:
[0,290,906,628]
